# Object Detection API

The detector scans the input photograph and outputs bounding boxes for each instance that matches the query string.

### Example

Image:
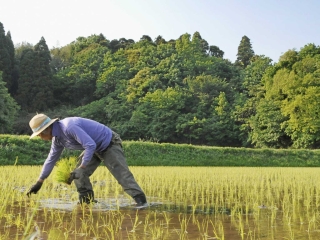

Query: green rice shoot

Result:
[54,157,78,184]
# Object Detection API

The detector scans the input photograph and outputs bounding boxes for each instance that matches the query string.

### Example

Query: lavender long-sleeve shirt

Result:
[39,117,113,180]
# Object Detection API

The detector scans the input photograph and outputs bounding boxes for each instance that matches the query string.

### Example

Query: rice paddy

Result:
[1,166,320,239]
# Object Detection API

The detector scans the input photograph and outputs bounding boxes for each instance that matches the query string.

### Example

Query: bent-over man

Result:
[26,113,147,208]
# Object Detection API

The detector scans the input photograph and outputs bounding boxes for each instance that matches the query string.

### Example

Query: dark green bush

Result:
[0,135,76,165]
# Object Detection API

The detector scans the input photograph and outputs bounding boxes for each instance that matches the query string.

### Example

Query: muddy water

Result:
[2,198,320,240]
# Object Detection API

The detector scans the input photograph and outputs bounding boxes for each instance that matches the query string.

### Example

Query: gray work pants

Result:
[74,132,145,202]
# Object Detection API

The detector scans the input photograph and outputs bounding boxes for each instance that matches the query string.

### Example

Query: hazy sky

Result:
[1,0,319,62]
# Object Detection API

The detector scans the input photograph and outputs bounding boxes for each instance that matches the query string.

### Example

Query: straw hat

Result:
[29,113,58,139]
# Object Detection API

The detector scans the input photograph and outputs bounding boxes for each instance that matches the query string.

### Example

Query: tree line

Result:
[1,21,320,149]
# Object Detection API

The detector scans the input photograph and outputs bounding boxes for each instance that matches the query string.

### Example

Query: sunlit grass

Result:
[1,166,320,239]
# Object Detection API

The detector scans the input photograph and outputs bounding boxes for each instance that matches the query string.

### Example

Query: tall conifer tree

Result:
[0,22,12,92]
[16,37,53,111]
[5,31,16,95]
[235,35,254,68]
[16,49,35,110]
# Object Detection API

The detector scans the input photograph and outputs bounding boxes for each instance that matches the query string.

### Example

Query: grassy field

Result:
[1,166,320,239]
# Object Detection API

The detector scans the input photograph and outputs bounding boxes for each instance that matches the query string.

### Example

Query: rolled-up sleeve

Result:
[39,140,64,179]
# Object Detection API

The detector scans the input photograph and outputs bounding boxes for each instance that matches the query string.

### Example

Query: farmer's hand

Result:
[26,181,43,197]
[66,167,85,185]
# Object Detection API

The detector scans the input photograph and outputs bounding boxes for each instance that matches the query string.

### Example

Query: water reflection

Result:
[3,197,320,239]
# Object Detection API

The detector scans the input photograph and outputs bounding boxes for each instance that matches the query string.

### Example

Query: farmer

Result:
[26,113,148,208]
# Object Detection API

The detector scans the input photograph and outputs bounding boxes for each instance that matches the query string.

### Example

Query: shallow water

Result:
[2,197,320,240]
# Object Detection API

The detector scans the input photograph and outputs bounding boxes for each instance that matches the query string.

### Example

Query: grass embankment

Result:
[1,134,320,166]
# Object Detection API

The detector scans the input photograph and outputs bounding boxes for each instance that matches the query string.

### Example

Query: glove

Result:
[26,181,43,197]
[66,167,84,185]
[66,172,76,185]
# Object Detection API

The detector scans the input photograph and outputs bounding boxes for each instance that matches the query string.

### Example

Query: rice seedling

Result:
[54,157,78,184]
[1,166,320,239]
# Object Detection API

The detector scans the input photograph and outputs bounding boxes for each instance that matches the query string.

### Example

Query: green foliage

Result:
[14,42,33,59]
[71,34,109,55]
[0,22,15,95]
[154,35,166,45]
[278,49,299,69]
[299,43,320,58]
[5,24,320,149]
[263,45,320,148]
[126,68,161,103]
[68,97,109,123]
[90,31,243,145]
[55,43,109,106]
[191,31,209,53]
[235,35,255,68]
[15,37,54,111]
[96,49,132,98]
[209,45,224,58]
[237,46,320,148]
[109,38,135,53]
[236,55,273,146]
[141,87,187,142]
[0,72,19,133]
[243,55,272,97]
[0,134,76,165]
[249,99,290,148]
[4,32,15,95]
[50,44,73,73]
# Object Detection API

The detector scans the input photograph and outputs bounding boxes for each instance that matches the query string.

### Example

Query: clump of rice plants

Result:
[54,157,78,184]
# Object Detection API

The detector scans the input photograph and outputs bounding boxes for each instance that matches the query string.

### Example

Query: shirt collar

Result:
[51,121,61,137]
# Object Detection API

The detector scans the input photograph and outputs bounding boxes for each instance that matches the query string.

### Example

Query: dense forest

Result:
[1,21,320,149]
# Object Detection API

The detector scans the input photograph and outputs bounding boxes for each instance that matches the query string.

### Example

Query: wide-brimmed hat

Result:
[29,113,58,139]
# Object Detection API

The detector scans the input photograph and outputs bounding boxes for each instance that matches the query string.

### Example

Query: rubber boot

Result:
[133,194,148,208]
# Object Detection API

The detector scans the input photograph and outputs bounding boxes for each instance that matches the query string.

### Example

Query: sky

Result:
[1,0,320,63]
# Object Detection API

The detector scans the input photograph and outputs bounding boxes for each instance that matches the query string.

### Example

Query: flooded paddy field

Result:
[1,166,320,239]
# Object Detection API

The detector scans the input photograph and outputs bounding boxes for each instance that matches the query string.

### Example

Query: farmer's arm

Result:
[38,141,64,181]
[68,125,96,168]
